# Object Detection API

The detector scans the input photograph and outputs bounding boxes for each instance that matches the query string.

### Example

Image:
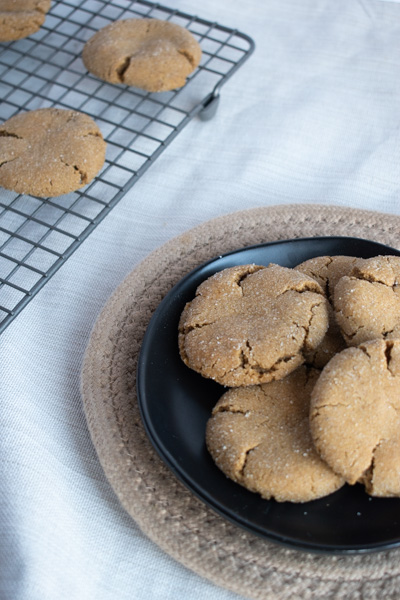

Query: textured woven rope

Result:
[81,205,400,599]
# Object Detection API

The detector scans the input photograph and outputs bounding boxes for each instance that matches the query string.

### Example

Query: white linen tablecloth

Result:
[1,0,400,598]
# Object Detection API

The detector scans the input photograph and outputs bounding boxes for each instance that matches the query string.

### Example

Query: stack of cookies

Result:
[178,255,400,503]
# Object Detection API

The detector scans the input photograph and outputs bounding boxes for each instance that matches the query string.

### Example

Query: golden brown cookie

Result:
[179,264,329,387]
[82,18,202,92]
[206,366,344,503]
[295,256,360,367]
[0,0,51,42]
[0,108,106,197]
[310,339,400,496]
[333,255,400,346]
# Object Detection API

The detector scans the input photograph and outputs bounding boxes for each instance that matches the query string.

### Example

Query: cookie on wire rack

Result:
[0,108,106,198]
[0,0,51,42]
[82,18,202,92]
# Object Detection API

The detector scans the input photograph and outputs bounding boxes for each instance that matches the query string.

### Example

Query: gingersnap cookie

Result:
[206,366,344,503]
[82,18,202,92]
[295,255,360,367]
[178,263,329,387]
[0,108,106,197]
[0,0,51,42]
[310,339,400,496]
[333,255,400,346]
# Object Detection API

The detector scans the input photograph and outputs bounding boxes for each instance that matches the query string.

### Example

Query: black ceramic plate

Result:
[137,236,400,554]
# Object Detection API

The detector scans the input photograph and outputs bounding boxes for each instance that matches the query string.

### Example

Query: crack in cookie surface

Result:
[238,445,260,478]
[178,48,197,68]
[115,55,131,83]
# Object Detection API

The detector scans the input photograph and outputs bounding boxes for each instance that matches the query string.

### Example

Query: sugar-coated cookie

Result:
[82,18,202,92]
[206,366,344,502]
[0,0,51,42]
[0,108,106,197]
[179,264,329,387]
[295,255,359,367]
[334,255,400,346]
[310,339,400,496]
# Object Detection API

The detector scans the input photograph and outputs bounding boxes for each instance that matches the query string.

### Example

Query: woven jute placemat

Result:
[81,204,400,599]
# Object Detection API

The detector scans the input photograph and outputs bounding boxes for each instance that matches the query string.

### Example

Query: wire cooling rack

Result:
[0,0,254,334]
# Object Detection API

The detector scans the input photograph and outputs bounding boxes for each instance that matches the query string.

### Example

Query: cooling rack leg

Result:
[199,93,220,121]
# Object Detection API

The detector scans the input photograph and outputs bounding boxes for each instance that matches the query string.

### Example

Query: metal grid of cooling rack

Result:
[0,0,254,334]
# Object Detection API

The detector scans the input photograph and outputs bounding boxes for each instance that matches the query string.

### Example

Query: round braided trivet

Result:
[81,204,400,600]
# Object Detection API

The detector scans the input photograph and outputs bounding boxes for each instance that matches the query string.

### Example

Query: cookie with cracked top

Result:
[206,366,344,502]
[333,255,400,346]
[295,255,360,367]
[178,264,329,387]
[310,338,400,496]
[0,108,106,197]
[0,0,51,42]
[82,18,202,92]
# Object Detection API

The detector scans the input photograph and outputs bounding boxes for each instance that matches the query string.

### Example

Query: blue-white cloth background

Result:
[1,0,400,599]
